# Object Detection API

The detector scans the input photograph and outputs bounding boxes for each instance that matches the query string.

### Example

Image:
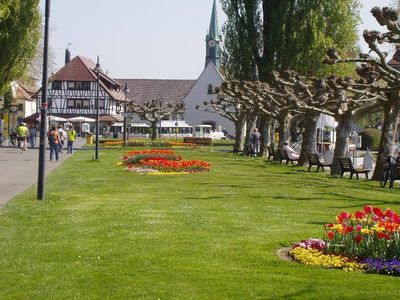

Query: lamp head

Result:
[124,82,130,93]
[93,55,103,74]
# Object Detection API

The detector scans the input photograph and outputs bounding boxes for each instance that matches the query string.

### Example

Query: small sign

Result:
[41,103,48,109]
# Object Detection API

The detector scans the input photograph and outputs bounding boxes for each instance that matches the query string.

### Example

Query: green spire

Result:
[208,0,219,41]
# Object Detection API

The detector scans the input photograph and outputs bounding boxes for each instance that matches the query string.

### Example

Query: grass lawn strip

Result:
[0,148,399,298]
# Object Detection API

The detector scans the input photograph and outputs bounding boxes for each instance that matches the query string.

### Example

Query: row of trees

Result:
[199,3,400,180]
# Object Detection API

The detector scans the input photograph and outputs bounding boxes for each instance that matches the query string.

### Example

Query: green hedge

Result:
[360,128,381,151]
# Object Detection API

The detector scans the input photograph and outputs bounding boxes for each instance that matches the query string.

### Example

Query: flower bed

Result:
[288,206,400,276]
[118,149,210,174]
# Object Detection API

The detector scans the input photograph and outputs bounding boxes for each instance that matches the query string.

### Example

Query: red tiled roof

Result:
[115,79,196,104]
[50,56,96,82]
[48,56,126,101]
[13,82,34,101]
[388,58,400,64]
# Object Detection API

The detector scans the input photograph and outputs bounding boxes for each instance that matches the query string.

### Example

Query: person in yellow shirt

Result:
[67,125,77,154]
[16,122,29,151]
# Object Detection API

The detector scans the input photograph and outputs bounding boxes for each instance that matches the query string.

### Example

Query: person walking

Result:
[67,125,77,154]
[249,128,261,156]
[57,125,66,153]
[48,125,61,161]
[16,122,29,152]
[29,125,37,148]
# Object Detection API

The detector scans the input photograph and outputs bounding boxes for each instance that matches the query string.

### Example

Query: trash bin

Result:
[86,133,93,144]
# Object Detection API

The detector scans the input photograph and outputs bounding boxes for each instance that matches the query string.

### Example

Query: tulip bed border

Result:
[117,149,210,175]
[285,206,400,276]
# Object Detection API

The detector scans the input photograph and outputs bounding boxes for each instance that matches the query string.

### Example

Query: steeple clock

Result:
[205,0,221,69]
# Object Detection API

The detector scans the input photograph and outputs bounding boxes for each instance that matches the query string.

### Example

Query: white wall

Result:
[183,62,235,136]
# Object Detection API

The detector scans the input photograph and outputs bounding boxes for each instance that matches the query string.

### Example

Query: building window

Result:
[67,82,75,90]
[52,81,62,90]
[83,99,90,109]
[75,81,91,91]
[67,98,90,109]
[67,99,74,108]
[18,104,23,111]
[207,84,213,94]
[99,100,105,109]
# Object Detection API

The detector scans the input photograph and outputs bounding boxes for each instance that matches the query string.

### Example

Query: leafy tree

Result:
[0,0,41,95]
[220,0,360,80]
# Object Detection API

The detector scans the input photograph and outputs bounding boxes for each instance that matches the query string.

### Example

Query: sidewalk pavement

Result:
[0,138,86,206]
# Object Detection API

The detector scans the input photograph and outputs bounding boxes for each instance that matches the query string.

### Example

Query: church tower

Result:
[205,0,221,69]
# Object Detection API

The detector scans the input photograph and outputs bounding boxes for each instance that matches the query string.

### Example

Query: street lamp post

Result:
[37,0,51,200]
[123,82,130,147]
[93,56,102,160]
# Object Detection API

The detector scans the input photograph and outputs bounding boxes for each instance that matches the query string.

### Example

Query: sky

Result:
[39,0,393,80]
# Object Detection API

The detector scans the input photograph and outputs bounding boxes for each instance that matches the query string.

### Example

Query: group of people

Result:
[10,122,78,161]
[249,127,300,159]
[47,125,77,161]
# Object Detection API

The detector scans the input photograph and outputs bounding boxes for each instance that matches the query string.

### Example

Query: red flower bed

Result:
[119,149,210,173]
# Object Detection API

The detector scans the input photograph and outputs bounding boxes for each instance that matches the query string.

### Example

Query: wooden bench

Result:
[307,153,332,172]
[338,157,371,179]
[279,148,299,165]
[183,137,212,146]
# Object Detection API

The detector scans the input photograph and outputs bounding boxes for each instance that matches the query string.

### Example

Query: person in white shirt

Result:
[57,125,66,153]
[284,142,300,160]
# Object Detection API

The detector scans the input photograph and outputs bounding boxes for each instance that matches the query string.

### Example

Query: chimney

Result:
[65,48,71,65]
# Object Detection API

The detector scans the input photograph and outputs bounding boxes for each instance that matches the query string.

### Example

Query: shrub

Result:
[359,128,381,151]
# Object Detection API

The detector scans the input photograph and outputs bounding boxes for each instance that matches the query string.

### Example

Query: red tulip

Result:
[355,235,362,244]
[373,207,384,218]
[327,231,335,240]
[364,205,373,214]
[355,211,364,220]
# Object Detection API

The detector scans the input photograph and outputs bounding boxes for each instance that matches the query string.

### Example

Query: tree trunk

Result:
[151,122,158,140]
[234,117,246,151]
[372,98,400,180]
[244,114,257,155]
[331,112,354,175]
[259,116,272,157]
[299,112,319,166]
[277,112,291,148]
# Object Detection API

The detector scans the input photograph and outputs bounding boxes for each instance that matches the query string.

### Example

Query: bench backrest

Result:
[338,157,354,171]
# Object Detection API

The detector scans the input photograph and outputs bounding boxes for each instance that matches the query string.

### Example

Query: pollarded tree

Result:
[0,0,41,95]
[196,82,252,151]
[127,98,184,140]
[325,6,400,179]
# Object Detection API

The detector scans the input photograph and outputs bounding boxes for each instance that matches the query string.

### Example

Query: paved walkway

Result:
[0,138,86,206]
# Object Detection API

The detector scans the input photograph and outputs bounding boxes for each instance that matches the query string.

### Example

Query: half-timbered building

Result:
[34,55,125,132]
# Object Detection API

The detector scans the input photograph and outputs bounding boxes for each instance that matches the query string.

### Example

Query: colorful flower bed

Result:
[288,206,400,276]
[118,149,210,174]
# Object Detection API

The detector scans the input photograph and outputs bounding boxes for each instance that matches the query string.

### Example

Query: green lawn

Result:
[0,148,399,299]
